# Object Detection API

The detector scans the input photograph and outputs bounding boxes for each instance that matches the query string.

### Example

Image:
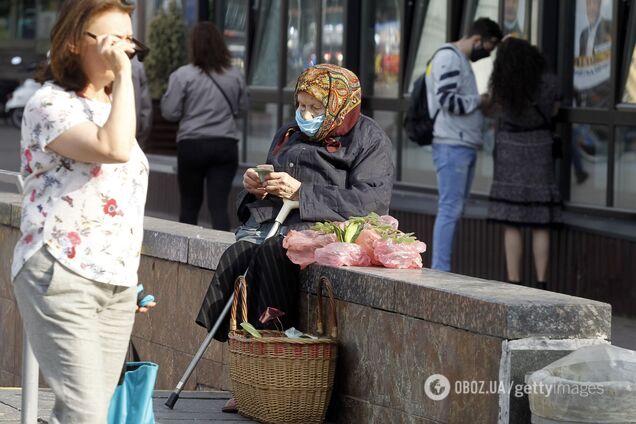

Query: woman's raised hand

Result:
[264,172,301,200]
[243,168,267,199]
[96,34,134,75]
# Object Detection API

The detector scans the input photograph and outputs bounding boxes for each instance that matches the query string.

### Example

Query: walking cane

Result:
[165,198,300,409]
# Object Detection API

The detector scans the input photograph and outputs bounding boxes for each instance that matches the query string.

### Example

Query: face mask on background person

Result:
[295,108,325,137]
[470,42,491,62]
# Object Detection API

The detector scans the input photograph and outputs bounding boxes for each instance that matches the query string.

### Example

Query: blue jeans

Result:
[431,144,477,272]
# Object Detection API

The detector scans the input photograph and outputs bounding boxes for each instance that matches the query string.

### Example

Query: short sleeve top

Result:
[11,82,149,287]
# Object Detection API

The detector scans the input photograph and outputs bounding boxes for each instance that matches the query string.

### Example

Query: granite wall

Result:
[0,192,612,424]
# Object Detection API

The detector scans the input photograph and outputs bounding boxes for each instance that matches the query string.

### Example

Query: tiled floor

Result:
[0,389,256,423]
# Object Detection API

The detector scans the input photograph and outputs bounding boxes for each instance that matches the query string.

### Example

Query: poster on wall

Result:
[622,45,636,103]
[573,0,613,108]
[503,0,526,39]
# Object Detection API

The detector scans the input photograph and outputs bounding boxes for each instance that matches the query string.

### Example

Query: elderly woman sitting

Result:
[195,64,394,409]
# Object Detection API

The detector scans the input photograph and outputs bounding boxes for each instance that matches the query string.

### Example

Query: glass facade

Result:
[614,127,636,209]
[246,103,278,163]
[569,124,608,207]
[249,0,282,86]
[406,0,448,93]
[0,1,8,41]
[287,0,319,86]
[8,0,633,214]
[503,0,528,39]
[321,0,345,66]
[371,0,402,97]
[0,0,59,42]
[224,0,248,74]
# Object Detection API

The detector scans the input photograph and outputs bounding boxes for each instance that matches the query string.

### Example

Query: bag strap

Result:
[426,46,459,124]
[316,276,338,338]
[115,341,142,385]
[205,71,237,118]
[229,276,248,332]
[532,102,552,129]
[130,341,141,362]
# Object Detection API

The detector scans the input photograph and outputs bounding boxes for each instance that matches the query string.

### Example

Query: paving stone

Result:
[0,389,258,423]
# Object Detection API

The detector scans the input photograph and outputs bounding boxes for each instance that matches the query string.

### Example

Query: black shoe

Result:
[575,170,589,184]
[534,281,547,290]
[507,280,521,285]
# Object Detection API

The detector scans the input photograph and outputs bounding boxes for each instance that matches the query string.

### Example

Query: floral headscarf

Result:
[274,64,362,154]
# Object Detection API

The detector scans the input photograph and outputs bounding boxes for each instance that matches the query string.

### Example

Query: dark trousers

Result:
[195,236,300,342]
[177,138,238,231]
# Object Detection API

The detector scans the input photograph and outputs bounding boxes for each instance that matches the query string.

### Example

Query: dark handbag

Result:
[205,72,238,118]
[551,134,563,159]
[107,342,158,424]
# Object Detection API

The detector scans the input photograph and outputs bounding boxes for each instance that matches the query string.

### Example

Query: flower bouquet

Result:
[282,213,427,269]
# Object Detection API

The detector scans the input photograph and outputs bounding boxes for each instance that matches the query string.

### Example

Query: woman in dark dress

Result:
[487,38,562,289]
[195,64,394,411]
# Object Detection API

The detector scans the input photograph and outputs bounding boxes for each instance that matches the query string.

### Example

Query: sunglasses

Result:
[84,31,150,62]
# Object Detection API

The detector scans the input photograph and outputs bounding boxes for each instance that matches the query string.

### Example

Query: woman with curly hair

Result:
[487,38,562,289]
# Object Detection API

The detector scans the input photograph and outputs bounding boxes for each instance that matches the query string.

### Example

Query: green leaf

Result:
[344,222,360,243]
[240,322,262,338]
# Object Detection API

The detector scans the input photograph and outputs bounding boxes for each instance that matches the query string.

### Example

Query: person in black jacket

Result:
[195,64,394,412]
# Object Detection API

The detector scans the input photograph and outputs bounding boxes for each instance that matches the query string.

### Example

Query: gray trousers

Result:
[13,247,136,424]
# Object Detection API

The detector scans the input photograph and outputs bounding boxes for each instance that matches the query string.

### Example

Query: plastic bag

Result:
[527,344,636,423]
[378,215,399,229]
[314,242,371,267]
[282,230,337,269]
[354,228,383,266]
[373,239,427,269]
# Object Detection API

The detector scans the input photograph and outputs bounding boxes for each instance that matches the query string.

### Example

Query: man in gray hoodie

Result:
[426,17,502,272]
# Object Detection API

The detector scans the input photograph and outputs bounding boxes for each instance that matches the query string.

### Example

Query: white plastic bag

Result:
[527,344,636,423]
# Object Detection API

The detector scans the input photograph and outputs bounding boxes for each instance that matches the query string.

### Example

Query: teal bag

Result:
[107,344,158,424]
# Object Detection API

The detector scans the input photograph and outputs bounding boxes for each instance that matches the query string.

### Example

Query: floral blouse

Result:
[11,82,149,287]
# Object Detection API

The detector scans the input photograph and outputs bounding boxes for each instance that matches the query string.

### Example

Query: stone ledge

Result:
[142,216,234,265]
[0,192,21,228]
[0,194,611,342]
[301,266,611,340]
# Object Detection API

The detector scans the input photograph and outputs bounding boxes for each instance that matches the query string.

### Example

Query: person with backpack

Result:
[426,18,502,272]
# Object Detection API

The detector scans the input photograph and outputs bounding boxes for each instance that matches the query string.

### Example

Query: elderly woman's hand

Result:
[264,172,301,200]
[243,168,267,199]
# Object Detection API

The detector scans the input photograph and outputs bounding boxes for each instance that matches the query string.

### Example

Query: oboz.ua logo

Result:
[424,374,451,401]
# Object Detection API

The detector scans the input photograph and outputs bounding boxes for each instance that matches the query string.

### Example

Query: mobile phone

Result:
[254,164,274,183]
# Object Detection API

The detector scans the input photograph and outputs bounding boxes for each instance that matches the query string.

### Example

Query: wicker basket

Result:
[228,275,338,424]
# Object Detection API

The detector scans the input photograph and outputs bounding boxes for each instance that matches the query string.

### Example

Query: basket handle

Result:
[229,275,248,331]
[316,276,338,338]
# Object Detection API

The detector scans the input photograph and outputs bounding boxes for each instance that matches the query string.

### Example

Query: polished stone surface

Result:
[301,266,611,340]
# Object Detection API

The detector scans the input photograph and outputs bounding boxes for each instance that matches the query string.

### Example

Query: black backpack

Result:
[403,46,456,146]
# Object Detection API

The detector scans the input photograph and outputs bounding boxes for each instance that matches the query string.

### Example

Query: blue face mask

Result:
[295,109,325,137]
